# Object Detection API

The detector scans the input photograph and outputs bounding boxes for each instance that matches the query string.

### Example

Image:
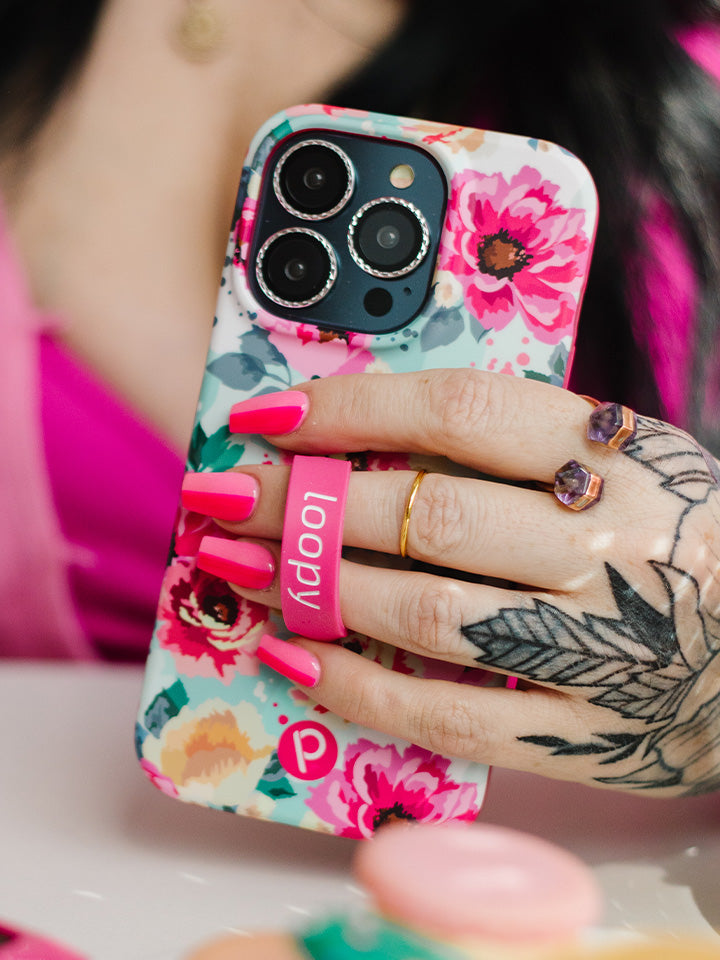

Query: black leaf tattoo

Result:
[518,732,645,765]
[605,564,676,664]
[463,563,701,723]
[462,416,720,795]
[622,418,719,507]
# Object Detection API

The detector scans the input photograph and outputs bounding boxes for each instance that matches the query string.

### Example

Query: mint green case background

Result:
[136,105,598,838]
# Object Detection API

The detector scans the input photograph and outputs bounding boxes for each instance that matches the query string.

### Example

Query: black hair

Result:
[333,0,720,451]
[2,0,720,448]
[0,0,103,147]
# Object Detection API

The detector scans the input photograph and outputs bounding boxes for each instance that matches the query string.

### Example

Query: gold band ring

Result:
[399,470,427,558]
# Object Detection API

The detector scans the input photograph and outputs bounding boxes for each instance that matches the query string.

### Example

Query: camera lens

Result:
[256,228,337,308]
[274,139,354,219]
[348,198,430,278]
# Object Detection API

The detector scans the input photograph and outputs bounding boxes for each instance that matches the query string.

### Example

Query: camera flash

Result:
[389,164,414,189]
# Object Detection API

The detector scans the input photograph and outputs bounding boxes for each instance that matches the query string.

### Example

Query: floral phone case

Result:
[136,105,597,838]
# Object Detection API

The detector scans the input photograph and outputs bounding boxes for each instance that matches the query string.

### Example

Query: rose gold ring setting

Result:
[399,470,427,557]
[553,460,604,511]
[583,398,638,451]
[551,399,637,511]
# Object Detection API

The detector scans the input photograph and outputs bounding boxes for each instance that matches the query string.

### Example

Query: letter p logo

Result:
[277,721,338,780]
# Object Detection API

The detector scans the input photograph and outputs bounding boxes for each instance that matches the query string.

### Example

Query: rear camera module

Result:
[256,228,337,308]
[348,198,430,278]
[274,139,354,220]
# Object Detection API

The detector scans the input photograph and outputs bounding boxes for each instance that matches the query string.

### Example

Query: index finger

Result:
[230,370,605,483]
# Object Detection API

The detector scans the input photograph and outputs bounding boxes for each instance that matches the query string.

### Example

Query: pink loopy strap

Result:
[280,455,351,640]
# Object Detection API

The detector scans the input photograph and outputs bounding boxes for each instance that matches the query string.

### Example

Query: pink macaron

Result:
[354,821,602,945]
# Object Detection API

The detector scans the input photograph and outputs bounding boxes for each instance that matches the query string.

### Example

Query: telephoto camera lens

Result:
[274,140,354,219]
[257,228,337,308]
[348,199,430,278]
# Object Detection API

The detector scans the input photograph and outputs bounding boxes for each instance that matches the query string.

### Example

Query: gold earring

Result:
[175,0,226,62]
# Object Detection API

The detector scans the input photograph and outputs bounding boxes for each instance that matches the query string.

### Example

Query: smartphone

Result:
[136,105,597,838]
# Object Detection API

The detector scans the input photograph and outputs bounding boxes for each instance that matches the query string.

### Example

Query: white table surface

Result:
[1,662,719,959]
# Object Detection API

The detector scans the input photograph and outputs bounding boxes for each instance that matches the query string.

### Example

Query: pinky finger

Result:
[257,636,611,785]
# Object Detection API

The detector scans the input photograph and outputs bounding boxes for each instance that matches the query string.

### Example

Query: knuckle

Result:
[415,694,491,760]
[426,370,494,450]
[330,652,387,728]
[344,673,383,728]
[338,382,377,435]
[328,651,417,739]
[403,579,466,658]
[411,474,468,559]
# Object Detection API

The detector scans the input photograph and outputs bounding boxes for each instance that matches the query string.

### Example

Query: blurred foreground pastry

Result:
[186,822,720,959]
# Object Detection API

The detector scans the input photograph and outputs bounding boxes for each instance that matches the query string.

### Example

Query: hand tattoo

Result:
[462,417,720,795]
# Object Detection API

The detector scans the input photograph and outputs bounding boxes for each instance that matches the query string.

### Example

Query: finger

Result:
[223,558,486,668]
[212,465,618,591]
[281,639,635,787]
[227,558,603,683]
[337,563,605,676]
[235,371,612,483]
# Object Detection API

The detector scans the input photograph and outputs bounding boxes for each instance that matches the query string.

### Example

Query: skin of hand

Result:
[210,369,720,797]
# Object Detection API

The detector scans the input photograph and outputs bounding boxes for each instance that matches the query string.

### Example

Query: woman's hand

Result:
[194,369,720,797]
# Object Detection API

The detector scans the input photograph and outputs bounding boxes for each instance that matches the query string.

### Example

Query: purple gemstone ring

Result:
[586,401,637,451]
[553,459,604,511]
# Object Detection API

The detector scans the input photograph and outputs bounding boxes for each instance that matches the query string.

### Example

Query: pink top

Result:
[0,207,184,659]
[0,23,717,660]
[40,337,184,659]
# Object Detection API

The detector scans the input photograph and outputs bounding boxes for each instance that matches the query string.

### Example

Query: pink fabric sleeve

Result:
[40,336,185,659]
[0,207,94,658]
[0,203,185,660]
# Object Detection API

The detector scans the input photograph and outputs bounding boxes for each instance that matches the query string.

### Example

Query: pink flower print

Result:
[237,198,256,248]
[173,509,222,559]
[439,165,590,344]
[307,739,480,838]
[347,451,411,473]
[356,636,464,680]
[156,558,268,682]
[285,104,370,121]
[139,759,180,798]
[234,187,259,264]
[403,120,487,154]
[264,317,375,380]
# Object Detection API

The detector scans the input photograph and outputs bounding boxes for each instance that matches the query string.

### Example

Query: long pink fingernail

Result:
[197,536,275,589]
[181,472,259,521]
[229,390,309,435]
[256,634,321,688]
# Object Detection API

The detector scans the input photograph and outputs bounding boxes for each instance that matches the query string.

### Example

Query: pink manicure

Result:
[257,634,321,688]
[181,472,259,521]
[229,390,309,435]
[197,536,275,589]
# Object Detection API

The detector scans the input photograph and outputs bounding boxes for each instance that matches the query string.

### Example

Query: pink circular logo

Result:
[277,721,338,780]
